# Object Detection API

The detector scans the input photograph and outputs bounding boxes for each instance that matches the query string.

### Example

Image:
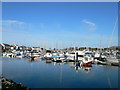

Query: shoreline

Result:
[1,75,30,90]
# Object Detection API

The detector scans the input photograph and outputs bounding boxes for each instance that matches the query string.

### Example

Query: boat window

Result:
[85,57,88,61]
[78,55,83,57]
[70,53,75,54]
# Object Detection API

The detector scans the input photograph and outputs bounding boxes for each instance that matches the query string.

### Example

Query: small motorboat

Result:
[16,53,23,58]
[81,56,93,67]
[45,58,53,63]
[31,53,41,60]
[51,55,65,62]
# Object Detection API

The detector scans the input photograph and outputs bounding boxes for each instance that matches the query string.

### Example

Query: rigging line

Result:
[59,64,63,88]
[105,66,112,89]
[108,16,118,48]
[107,74,112,89]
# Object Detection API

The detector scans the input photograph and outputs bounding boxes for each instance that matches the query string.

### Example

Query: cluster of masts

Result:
[1,45,120,68]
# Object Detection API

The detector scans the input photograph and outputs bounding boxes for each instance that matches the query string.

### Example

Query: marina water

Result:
[1,57,118,88]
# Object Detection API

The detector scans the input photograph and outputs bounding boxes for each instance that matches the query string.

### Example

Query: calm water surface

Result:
[1,57,119,88]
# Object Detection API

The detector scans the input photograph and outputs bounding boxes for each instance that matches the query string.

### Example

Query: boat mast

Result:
[37,41,40,48]
[56,42,58,50]
[74,41,76,52]
[99,34,102,52]
[108,16,118,49]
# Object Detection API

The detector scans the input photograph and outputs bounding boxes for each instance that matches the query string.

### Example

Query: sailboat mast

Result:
[108,16,118,48]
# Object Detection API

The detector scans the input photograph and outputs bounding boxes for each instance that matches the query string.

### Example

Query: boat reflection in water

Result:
[81,66,92,73]
[28,59,35,62]
[39,57,93,73]
[70,62,92,72]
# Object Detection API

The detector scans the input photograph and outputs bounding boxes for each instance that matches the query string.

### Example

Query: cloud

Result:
[82,20,96,26]
[0,20,26,31]
[2,28,28,34]
[0,20,25,25]
[82,20,96,31]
